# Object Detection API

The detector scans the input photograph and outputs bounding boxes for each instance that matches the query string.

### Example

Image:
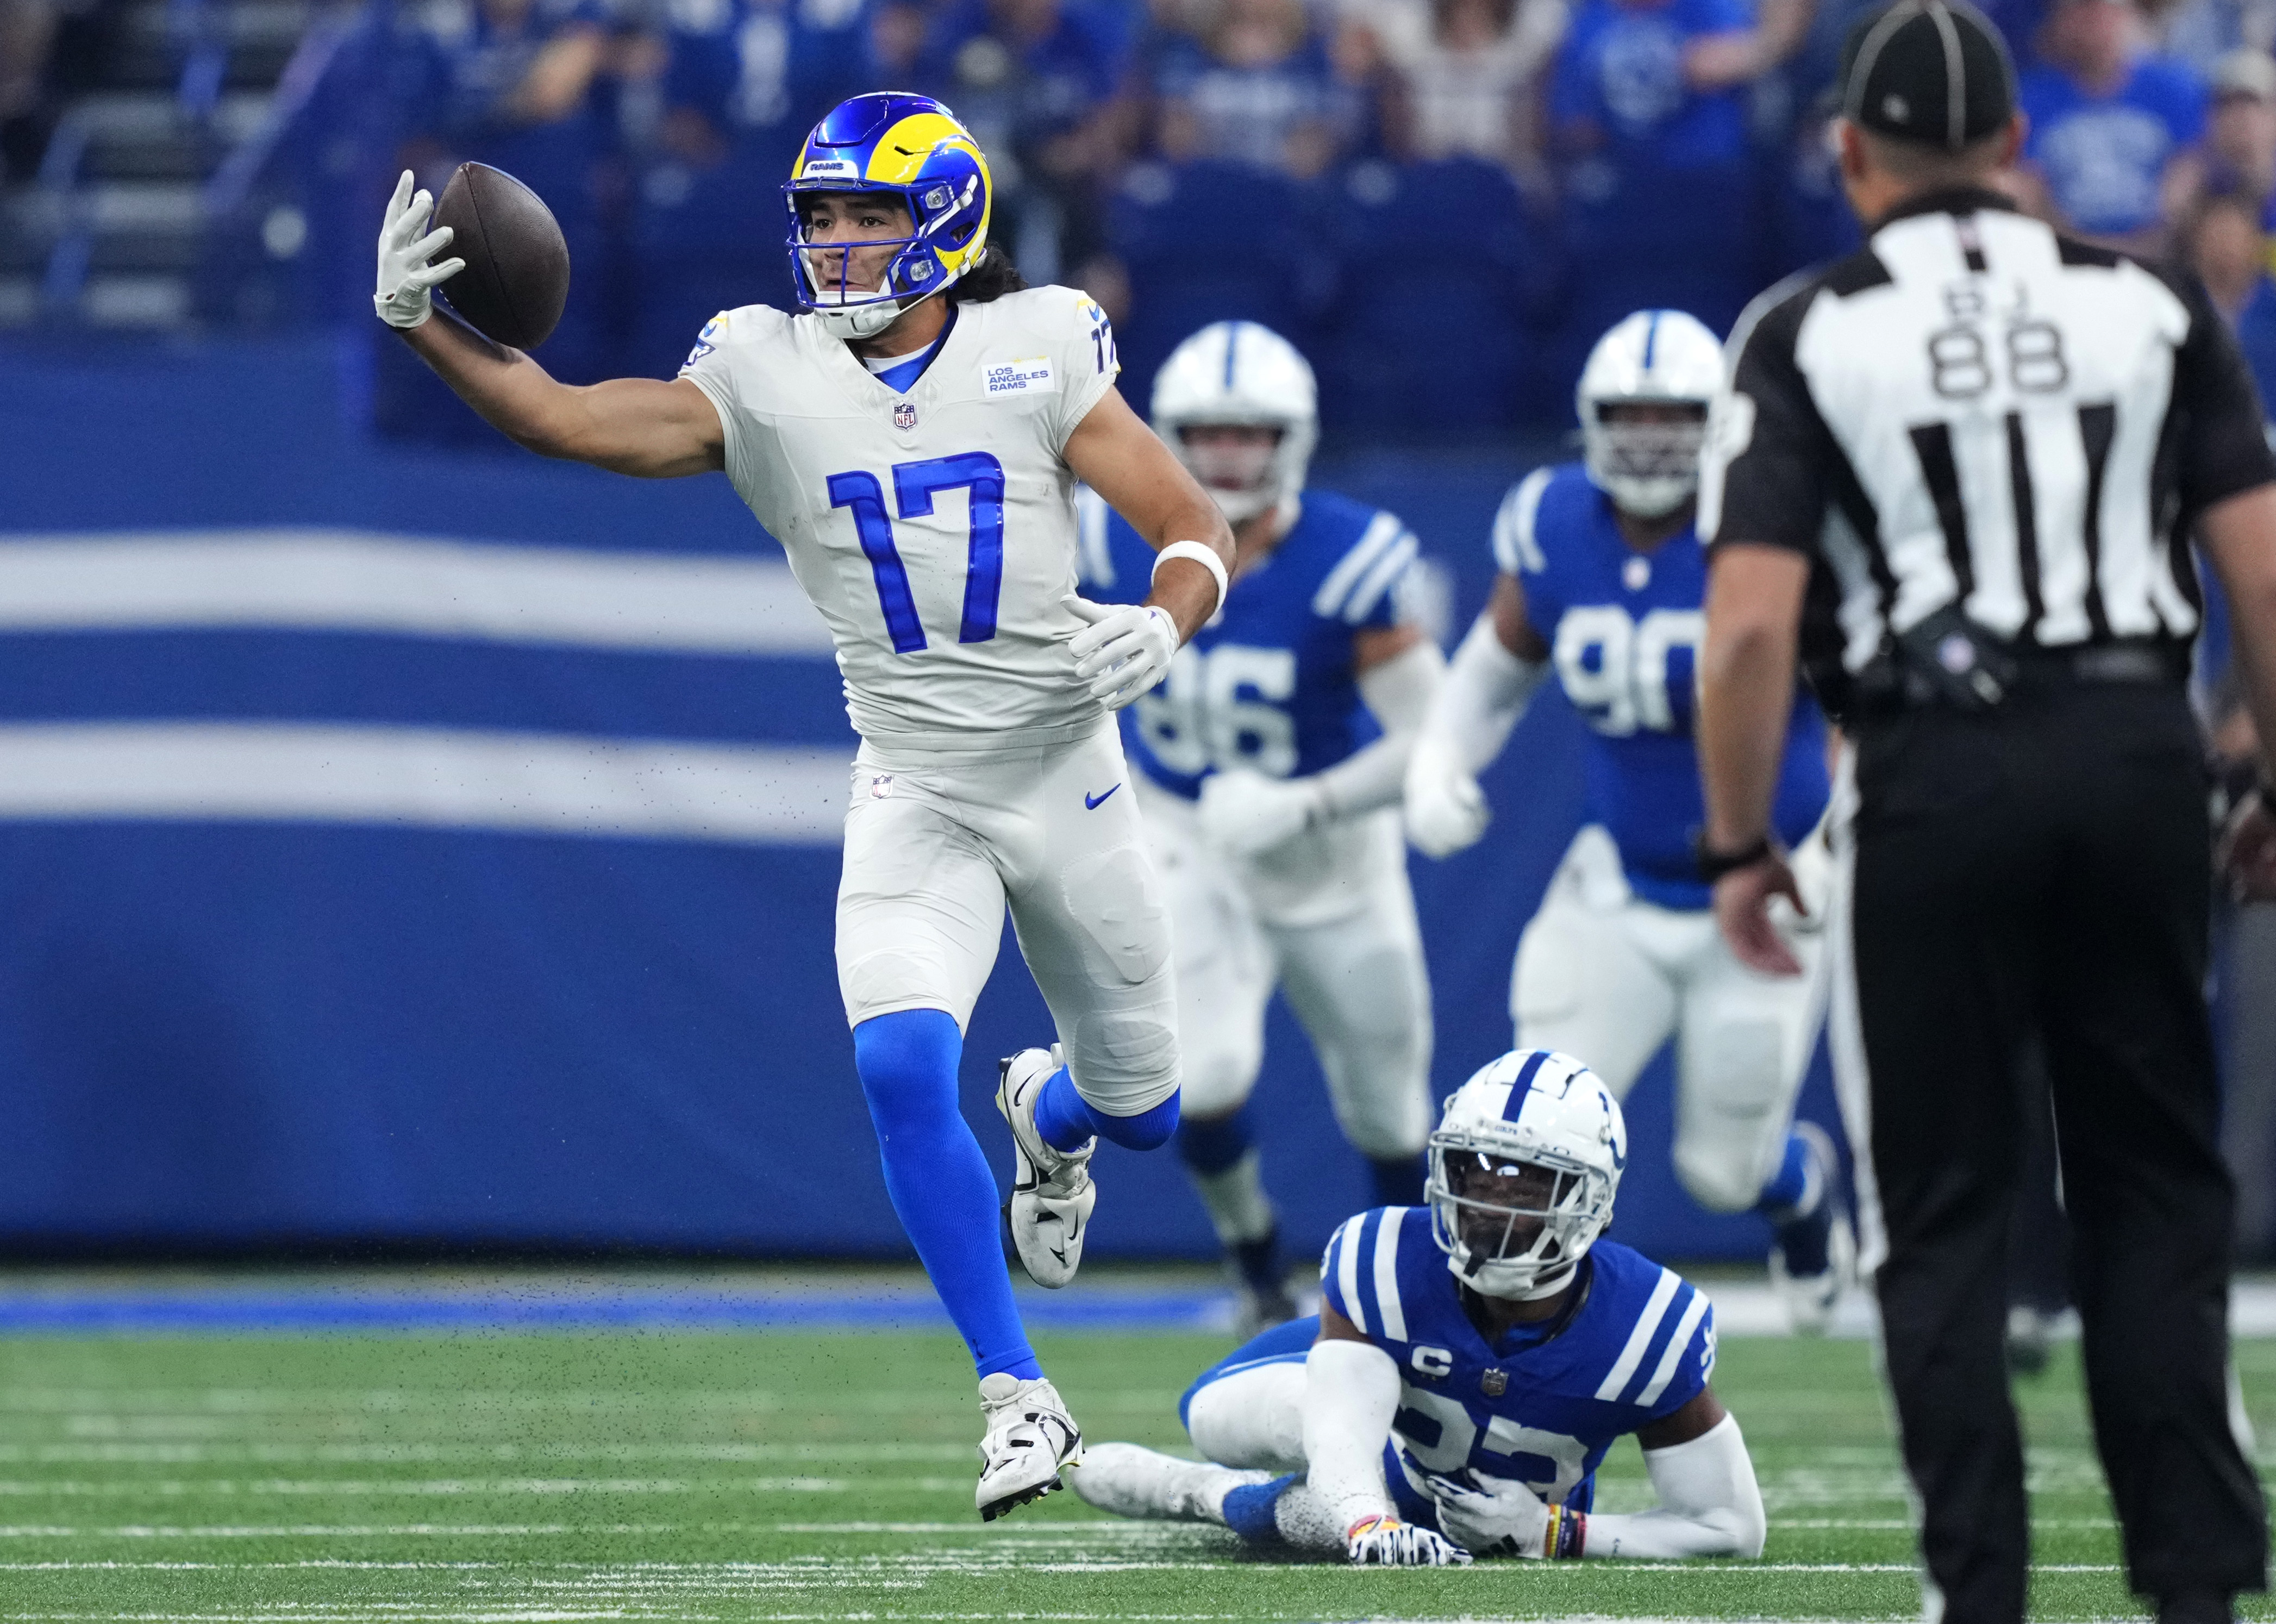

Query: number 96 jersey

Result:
[679,285,1121,747]
[1497,462,1829,911]
[1077,488,1421,795]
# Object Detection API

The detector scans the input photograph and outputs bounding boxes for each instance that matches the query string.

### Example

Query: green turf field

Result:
[0,1325,2266,1622]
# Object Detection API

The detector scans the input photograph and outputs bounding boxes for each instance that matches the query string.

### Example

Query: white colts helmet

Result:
[1576,309,1725,520]
[1428,1050,1627,1302]
[1151,321,1319,524]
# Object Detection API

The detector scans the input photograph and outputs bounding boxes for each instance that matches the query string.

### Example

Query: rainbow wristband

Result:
[1543,1504,1586,1559]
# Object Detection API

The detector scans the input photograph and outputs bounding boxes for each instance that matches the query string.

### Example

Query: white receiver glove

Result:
[1403,733,1490,859]
[374,169,465,330]
[1198,769,1326,858]
[1065,597,1177,709]
[1427,1469,1553,1558]
[1345,1513,1474,1567]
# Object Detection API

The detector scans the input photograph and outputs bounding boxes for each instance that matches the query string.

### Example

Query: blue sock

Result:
[1760,1130,1832,1277]
[1221,1473,1300,1547]
[1369,1153,1426,1209]
[1756,1131,1814,1217]
[1175,1101,1255,1175]
[1034,1065,1181,1152]
[853,1010,1041,1382]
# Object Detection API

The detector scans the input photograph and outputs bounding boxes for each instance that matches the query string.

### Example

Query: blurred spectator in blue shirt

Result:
[396,0,614,186]
[655,0,870,172]
[2183,183,2276,405]
[2017,0,2205,247]
[915,0,1129,277]
[1547,0,1785,370]
[1548,0,1753,168]
[1152,0,1346,179]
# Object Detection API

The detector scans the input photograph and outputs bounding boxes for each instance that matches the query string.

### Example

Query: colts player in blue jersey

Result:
[1405,311,1853,1332]
[1071,1048,1767,1565]
[1077,321,1446,1332]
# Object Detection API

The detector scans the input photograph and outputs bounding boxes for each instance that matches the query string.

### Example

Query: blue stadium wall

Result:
[0,335,1841,1264]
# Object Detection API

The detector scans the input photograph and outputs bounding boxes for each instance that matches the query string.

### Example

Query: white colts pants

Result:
[1184,1356,1309,1471]
[1137,778,1433,1160]
[836,722,1180,1116]
[1512,825,1830,1213]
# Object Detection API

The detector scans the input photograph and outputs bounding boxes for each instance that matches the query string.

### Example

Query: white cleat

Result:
[1769,1120,1858,1335]
[975,1371,1083,1521]
[996,1046,1096,1289]
[1069,1441,1273,1523]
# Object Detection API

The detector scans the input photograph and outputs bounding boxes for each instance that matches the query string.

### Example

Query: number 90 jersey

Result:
[1077,488,1421,796]
[679,286,1121,747]
[1320,1209,1717,1515]
[1497,463,1829,911]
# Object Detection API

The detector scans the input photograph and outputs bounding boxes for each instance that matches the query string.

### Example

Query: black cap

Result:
[1839,0,2017,151]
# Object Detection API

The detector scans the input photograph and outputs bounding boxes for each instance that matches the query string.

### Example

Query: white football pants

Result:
[835,721,1180,1116]
[1512,825,1830,1213]
[1137,778,1433,1159]
[1184,1355,1309,1471]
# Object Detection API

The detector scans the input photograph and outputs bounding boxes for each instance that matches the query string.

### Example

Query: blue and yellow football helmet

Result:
[783,92,993,339]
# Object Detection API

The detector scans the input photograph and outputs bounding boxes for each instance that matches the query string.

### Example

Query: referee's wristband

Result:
[1153,540,1228,619]
[1693,829,1774,884]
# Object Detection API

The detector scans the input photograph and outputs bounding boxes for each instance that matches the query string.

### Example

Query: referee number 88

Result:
[1928,317,2069,400]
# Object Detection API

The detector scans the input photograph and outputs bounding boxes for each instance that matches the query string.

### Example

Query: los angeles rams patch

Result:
[983,357,1055,397]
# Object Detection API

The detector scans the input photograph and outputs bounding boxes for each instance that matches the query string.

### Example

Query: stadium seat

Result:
[1546,156,1766,413]
[1316,157,1558,434]
[1107,159,1329,407]
[625,145,800,382]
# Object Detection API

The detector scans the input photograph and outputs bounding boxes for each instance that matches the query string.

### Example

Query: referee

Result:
[1696,3,2276,1620]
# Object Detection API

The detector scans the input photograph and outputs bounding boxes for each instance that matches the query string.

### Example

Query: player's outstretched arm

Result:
[1403,571,1552,858]
[374,172,724,479]
[1595,1390,1767,1559]
[1305,1304,1470,1567]
[1064,388,1235,642]
[1430,1388,1764,1560]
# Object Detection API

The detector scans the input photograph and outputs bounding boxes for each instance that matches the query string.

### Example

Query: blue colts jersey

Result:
[1495,463,1830,910]
[1078,489,1419,798]
[1314,1214,1715,1517]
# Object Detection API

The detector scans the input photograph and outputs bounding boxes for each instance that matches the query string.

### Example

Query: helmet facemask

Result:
[1428,1136,1614,1301]
[1175,422,1285,524]
[784,171,984,340]
[1582,399,1709,520]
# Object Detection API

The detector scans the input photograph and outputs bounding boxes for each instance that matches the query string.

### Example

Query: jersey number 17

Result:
[829,453,1006,652]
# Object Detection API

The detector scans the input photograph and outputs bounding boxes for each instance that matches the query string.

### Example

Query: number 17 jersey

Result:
[679,285,1121,749]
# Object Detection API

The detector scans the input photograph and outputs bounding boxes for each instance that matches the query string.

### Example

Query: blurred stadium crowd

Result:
[14,0,2276,436]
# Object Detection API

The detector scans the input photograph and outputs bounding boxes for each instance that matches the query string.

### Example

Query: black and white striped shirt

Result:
[1699,186,2276,714]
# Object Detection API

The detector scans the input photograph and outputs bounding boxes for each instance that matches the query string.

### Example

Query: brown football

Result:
[432,161,570,351]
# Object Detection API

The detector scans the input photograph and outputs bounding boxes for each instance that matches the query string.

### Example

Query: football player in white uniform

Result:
[1078,322,1444,1332]
[372,92,1236,1520]
[1402,313,1852,1331]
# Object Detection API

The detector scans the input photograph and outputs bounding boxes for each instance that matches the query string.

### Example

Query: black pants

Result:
[1850,682,2266,1621]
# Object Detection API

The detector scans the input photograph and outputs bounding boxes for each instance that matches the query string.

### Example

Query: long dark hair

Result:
[948,243,1028,305]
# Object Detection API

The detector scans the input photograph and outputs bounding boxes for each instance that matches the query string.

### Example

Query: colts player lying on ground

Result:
[1071,1050,1767,1566]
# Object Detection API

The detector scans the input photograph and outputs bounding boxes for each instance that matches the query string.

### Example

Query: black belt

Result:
[2004,641,2181,686]
[1848,622,2182,719]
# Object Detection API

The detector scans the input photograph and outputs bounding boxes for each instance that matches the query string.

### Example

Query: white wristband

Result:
[1153,540,1229,618]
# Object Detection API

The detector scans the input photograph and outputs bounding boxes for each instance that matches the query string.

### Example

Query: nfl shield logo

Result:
[893,402,918,431]
[1480,1368,1508,1397]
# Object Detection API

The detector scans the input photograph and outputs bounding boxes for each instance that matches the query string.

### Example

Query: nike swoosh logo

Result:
[1084,785,1121,810]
